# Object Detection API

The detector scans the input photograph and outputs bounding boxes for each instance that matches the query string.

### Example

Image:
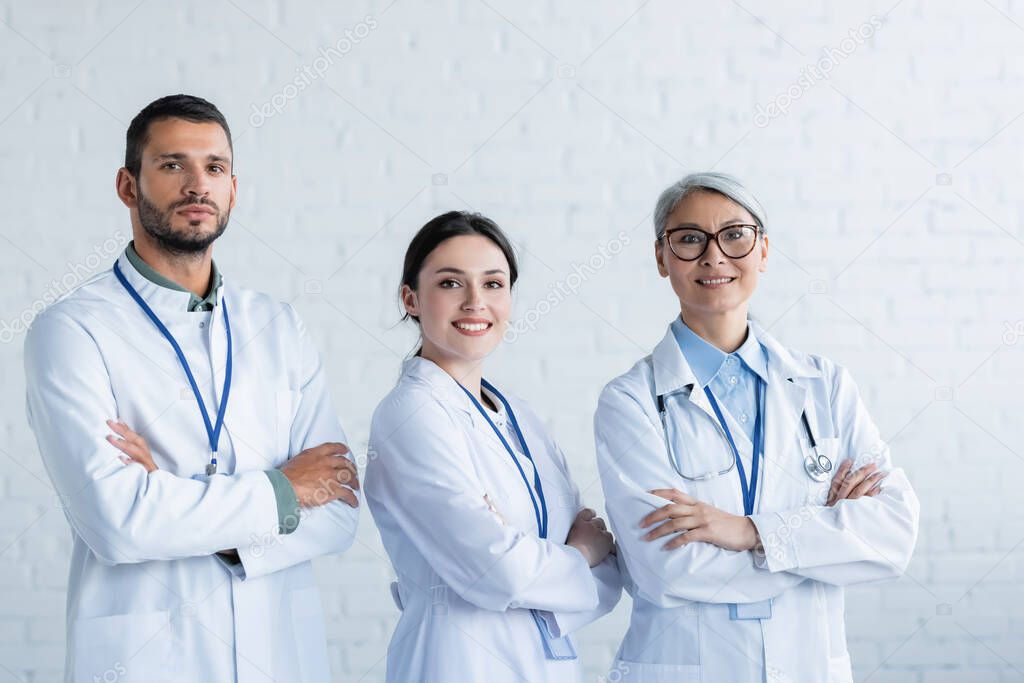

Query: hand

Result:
[483,494,508,526]
[280,442,359,509]
[566,507,614,567]
[106,419,158,473]
[642,489,759,552]
[826,460,885,506]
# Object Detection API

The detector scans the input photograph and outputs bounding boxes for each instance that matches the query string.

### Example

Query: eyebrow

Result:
[154,153,231,164]
[434,267,508,276]
[672,219,752,230]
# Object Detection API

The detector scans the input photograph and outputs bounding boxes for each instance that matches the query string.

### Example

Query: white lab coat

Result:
[594,320,920,683]
[365,357,622,683]
[24,252,359,683]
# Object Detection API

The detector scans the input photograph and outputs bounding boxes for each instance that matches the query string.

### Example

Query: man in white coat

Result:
[24,94,360,683]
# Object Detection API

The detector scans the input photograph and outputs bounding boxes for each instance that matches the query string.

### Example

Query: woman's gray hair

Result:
[653,172,767,239]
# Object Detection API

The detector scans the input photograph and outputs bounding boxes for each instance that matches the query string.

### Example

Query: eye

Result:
[161,162,182,171]
[723,228,746,241]
[208,165,225,174]
[483,280,504,289]
[439,278,461,289]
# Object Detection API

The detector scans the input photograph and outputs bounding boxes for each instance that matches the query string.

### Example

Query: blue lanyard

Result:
[703,378,765,516]
[460,379,578,660]
[113,262,232,475]
[458,379,548,539]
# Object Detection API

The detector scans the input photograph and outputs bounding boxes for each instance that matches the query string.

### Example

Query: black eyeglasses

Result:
[660,224,762,261]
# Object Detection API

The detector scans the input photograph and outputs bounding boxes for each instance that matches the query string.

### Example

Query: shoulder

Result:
[24,269,121,352]
[369,372,458,440]
[223,281,301,331]
[597,354,656,411]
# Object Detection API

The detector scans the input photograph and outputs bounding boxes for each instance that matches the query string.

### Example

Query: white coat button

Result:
[199,321,205,328]
[740,413,748,423]
[729,376,738,385]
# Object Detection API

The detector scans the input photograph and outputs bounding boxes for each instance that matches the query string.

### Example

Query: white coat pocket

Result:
[72,610,171,683]
[800,436,840,506]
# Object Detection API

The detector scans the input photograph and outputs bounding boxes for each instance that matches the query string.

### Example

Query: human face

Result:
[117,118,236,254]
[402,234,512,373]
[655,189,768,319]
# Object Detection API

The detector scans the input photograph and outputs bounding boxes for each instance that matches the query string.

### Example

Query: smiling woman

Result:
[364,210,622,683]
[593,172,920,683]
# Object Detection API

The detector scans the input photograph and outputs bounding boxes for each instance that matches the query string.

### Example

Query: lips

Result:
[176,204,215,218]
[452,319,493,336]
[696,276,736,288]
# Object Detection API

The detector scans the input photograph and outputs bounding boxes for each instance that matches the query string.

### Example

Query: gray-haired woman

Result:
[593,172,920,682]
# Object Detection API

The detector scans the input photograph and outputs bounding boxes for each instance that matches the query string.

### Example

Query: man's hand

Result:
[279,442,359,508]
[641,489,758,551]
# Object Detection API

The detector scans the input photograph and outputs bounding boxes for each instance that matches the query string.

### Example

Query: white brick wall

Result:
[1,0,1021,680]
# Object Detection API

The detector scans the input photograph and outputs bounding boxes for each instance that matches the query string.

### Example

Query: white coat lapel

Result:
[651,323,717,422]
[753,322,824,507]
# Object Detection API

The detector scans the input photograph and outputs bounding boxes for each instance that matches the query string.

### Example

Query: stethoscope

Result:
[656,381,833,483]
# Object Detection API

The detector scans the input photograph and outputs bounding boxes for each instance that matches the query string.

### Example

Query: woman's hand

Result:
[642,489,758,551]
[826,459,886,506]
[567,507,615,567]
[106,419,158,473]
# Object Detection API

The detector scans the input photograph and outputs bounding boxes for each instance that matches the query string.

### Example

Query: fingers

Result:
[663,527,707,551]
[831,463,877,504]
[335,487,359,509]
[849,470,886,498]
[317,442,351,457]
[641,502,695,529]
[826,459,853,505]
[331,458,360,490]
[649,488,695,505]
[643,516,698,541]
[577,507,597,522]
[106,419,148,449]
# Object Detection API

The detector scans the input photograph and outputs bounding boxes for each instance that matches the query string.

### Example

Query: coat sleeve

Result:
[24,310,279,565]
[365,391,599,614]
[536,440,622,637]
[749,365,920,584]
[236,306,360,579]
[595,381,805,607]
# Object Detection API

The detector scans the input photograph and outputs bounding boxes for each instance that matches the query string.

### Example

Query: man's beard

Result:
[137,190,229,255]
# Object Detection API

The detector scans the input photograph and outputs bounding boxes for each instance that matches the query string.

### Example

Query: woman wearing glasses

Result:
[594,173,919,682]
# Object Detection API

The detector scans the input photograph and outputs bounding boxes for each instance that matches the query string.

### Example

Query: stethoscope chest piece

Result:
[804,451,833,482]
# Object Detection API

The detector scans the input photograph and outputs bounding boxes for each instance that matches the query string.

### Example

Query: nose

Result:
[461,284,485,311]
[181,167,211,200]
[700,237,728,266]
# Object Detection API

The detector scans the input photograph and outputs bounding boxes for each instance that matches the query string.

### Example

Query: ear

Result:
[115,168,138,209]
[655,239,669,278]
[401,284,419,318]
[758,233,769,273]
[229,174,238,211]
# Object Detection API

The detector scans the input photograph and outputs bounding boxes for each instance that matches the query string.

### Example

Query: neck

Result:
[419,344,486,403]
[133,236,214,298]
[680,306,749,353]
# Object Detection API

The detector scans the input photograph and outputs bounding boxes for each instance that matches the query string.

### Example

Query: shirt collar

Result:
[124,241,222,312]
[670,315,768,386]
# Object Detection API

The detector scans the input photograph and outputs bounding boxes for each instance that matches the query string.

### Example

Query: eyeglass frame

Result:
[659,224,764,262]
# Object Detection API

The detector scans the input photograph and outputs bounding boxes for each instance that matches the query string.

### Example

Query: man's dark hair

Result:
[124,94,232,177]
